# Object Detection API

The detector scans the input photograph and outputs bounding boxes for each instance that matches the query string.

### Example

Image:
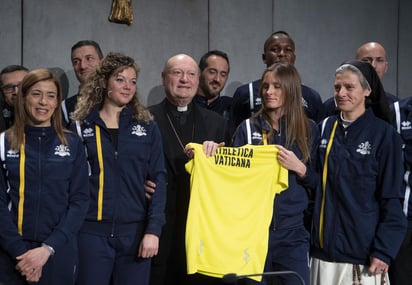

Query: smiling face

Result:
[198,55,229,99]
[105,67,137,107]
[162,54,199,107]
[334,70,371,120]
[24,80,58,127]
[71,45,102,84]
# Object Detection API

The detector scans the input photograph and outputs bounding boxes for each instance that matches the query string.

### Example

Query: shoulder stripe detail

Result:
[246,119,252,145]
[249,83,254,112]
[393,101,401,133]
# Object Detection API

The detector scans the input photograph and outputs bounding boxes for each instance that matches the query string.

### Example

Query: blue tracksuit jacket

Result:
[311,109,406,265]
[73,106,167,237]
[232,114,319,231]
[0,125,89,258]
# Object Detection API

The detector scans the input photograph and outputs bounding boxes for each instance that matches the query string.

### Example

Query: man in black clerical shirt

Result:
[149,54,228,285]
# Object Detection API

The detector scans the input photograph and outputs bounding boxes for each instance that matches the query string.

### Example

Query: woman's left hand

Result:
[369,257,389,275]
[276,145,307,177]
[16,246,50,282]
[138,234,159,258]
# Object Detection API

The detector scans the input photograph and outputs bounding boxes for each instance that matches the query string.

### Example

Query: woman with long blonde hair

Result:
[72,52,167,285]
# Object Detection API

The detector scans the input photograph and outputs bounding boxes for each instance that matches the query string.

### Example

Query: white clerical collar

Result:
[177,105,188,112]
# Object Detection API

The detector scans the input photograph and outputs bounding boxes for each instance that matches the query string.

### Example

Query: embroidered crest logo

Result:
[6,149,19,158]
[401,120,412,130]
[82,128,94,138]
[252,131,262,141]
[54,145,70,157]
[356,141,371,155]
[319,138,328,149]
[132,124,147,136]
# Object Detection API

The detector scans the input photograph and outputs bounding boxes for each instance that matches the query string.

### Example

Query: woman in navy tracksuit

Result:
[232,62,319,285]
[72,53,167,285]
[0,69,90,285]
[310,60,406,284]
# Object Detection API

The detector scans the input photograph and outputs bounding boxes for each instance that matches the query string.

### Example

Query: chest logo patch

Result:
[82,127,94,138]
[254,97,262,107]
[252,131,262,141]
[6,149,19,158]
[320,138,328,149]
[132,124,147,136]
[356,141,371,155]
[55,145,71,157]
[401,120,412,130]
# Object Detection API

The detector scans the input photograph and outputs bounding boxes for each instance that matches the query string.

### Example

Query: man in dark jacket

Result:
[230,31,324,134]
[61,40,103,126]
[193,50,232,121]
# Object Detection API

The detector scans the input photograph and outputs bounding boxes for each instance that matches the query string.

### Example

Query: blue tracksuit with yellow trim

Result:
[0,125,90,284]
[232,114,319,285]
[73,106,167,285]
[311,109,406,266]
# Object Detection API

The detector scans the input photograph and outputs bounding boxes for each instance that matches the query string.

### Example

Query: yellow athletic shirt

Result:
[185,143,288,281]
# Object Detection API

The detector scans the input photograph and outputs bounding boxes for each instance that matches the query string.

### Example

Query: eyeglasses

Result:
[1,83,20,93]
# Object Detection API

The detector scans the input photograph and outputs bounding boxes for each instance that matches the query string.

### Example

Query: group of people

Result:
[0,31,410,285]
[0,46,168,285]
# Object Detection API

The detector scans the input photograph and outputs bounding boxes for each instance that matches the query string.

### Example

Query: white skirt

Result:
[310,257,389,285]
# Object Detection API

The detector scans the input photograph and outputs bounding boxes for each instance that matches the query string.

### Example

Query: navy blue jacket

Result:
[193,94,232,121]
[73,106,167,237]
[311,109,406,265]
[61,94,78,127]
[230,79,324,134]
[0,126,89,259]
[232,114,319,230]
[391,97,412,228]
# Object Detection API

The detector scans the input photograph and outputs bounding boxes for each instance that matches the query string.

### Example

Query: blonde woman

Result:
[72,52,166,285]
